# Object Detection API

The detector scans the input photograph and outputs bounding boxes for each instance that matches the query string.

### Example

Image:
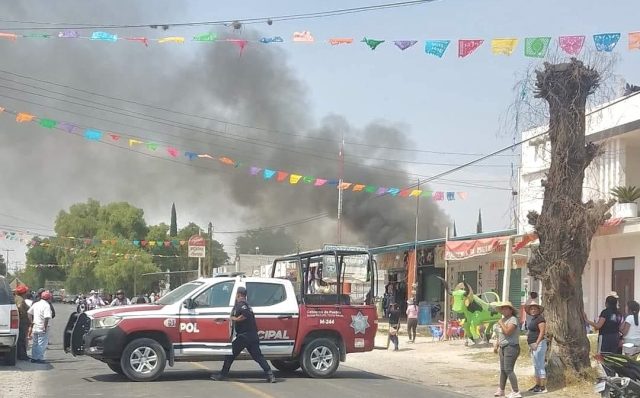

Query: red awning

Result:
[445,236,509,261]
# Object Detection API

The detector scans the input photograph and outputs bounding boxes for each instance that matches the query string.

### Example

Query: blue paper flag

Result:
[447,192,455,201]
[263,169,276,180]
[259,36,284,44]
[387,188,401,196]
[90,31,118,42]
[184,151,198,160]
[425,40,451,58]
[83,129,103,141]
[326,179,340,186]
[593,33,621,52]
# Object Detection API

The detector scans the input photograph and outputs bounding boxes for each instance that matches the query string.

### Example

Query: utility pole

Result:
[208,221,213,275]
[3,249,14,277]
[337,135,345,244]
[412,179,420,301]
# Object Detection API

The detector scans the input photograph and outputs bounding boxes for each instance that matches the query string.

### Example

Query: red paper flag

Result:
[108,133,120,141]
[167,147,179,157]
[458,39,484,58]
[399,189,411,197]
[276,171,289,182]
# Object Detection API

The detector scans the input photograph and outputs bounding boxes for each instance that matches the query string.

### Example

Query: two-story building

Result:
[518,90,640,318]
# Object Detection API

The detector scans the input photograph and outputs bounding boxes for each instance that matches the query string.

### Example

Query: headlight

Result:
[90,316,122,329]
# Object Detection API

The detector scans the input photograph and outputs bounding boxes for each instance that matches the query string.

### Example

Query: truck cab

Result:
[64,249,378,382]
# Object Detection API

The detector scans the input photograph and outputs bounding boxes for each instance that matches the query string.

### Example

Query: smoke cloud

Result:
[0,2,449,250]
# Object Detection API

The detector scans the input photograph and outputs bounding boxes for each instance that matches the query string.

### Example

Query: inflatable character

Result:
[438,277,502,343]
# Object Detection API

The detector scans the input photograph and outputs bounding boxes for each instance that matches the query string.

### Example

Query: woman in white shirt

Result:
[622,300,640,356]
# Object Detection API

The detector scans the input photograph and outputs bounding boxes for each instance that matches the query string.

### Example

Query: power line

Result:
[0,1,436,30]
[0,68,514,158]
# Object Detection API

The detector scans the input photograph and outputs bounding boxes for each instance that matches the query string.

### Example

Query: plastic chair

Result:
[428,325,443,341]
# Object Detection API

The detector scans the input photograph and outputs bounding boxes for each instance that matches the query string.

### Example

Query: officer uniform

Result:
[214,287,275,383]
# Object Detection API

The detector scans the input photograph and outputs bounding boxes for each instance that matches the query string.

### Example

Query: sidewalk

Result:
[343,322,597,397]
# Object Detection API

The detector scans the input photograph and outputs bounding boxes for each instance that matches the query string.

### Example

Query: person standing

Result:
[110,290,131,306]
[387,303,401,351]
[584,295,622,353]
[211,287,276,383]
[525,300,547,394]
[13,285,31,361]
[522,292,539,330]
[406,298,419,343]
[28,290,53,364]
[493,301,521,398]
[621,301,640,356]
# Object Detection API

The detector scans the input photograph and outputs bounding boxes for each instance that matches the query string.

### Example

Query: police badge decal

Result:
[349,312,370,334]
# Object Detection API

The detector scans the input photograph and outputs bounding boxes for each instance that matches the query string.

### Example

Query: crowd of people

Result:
[74,289,162,311]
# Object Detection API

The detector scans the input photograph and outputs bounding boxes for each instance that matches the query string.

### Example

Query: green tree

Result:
[21,238,67,290]
[236,229,297,255]
[170,203,178,237]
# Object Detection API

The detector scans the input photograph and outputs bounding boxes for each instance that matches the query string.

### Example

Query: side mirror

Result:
[183,298,195,309]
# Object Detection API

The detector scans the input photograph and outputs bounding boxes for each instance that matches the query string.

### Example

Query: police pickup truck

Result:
[64,271,378,381]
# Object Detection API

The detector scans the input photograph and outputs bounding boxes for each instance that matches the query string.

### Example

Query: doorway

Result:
[613,257,635,309]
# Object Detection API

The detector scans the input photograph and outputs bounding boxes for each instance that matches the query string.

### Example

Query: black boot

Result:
[210,373,228,381]
[266,372,276,383]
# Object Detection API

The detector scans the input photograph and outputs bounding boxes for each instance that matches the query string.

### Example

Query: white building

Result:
[518,91,640,318]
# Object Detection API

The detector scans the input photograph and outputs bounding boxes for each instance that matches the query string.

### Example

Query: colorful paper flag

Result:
[198,154,214,159]
[387,188,400,196]
[128,139,143,147]
[314,178,327,186]
[193,32,217,42]
[457,192,468,200]
[83,129,103,141]
[219,157,235,165]
[491,38,518,55]
[338,182,352,190]
[302,176,314,184]
[90,32,118,42]
[16,112,35,123]
[364,186,377,193]
[410,190,422,197]
[375,187,388,195]
[146,142,159,150]
[293,31,314,43]
[0,32,18,41]
[58,30,78,39]
[167,147,179,157]
[276,171,289,182]
[558,35,585,55]
[425,40,450,58]
[290,174,302,184]
[185,151,198,160]
[593,33,621,52]
[433,191,445,201]
[158,36,185,44]
[263,169,276,180]
[109,133,120,141]
[39,118,57,128]
[399,189,411,197]
[629,32,640,50]
[524,37,551,58]
[125,37,149,47]
[353,184,366,192]
[329,38,354,45]
[250,166,262,176]
[229,39,248,54]
[458,39,484,58]
[58,122,77,133]
[446,192,455,201]
[394,40,418,51]
[362,37,385,50]
[259,36,284,44]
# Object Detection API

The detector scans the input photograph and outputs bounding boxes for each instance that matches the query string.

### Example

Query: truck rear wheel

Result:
[301,338,339,378]
[271,359,300,372]
[120,338,166,382]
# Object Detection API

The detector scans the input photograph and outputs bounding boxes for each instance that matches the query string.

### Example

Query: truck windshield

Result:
[156,281,204,305]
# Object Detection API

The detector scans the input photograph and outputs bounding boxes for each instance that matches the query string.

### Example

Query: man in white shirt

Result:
[86,290,105,310]
[27,290,53,364]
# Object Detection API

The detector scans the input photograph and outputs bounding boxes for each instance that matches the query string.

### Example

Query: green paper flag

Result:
[146,142,159,151]
[524,37,551,58]
[364,185,377,193]
[193,32,217,42]
[39,118,57,128]
[362,37,385,50]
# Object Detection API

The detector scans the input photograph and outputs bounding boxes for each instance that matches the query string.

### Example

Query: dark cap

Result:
[237,286,247,296]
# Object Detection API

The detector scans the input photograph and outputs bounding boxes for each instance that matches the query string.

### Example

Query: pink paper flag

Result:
[125,37,149,47]
[167,147,178,157]
[293,31,314,43]
[289,174,302,184]
[629,32,640,50]
[229,39,248,55]
[457,192,469,200]
[0,32,17,41]
[314,179,327,187]
[276,171,289,182]
[250,166,262,176]
[558,35,585,55]
[458,39,484,58]
[432,191,445,201]
[108,133,120,141]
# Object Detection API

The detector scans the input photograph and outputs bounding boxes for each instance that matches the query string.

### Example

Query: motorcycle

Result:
[76,297,88,313]
[595,348,640,397]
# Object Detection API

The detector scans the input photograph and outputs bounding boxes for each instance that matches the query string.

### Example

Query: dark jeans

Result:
[499,345,520,391]
[599,333,621,354]
[17,322,29,359]
[221,336,272,376]
[407,318,418,341]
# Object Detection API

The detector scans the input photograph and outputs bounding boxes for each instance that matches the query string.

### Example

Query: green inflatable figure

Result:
[438,277,502,344]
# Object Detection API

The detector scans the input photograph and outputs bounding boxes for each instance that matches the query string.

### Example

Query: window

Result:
[0,278,12,305]
[157,281,203,305]
[246,282,287,307]
[194,281,234,308]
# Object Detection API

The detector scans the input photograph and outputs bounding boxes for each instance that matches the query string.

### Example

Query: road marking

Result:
[189,362,275,398]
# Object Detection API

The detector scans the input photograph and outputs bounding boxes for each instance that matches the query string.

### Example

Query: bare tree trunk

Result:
[527,59,614,382]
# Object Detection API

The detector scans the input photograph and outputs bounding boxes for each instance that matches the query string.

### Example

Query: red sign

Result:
[188,235,206,246]
[188,235,206,258]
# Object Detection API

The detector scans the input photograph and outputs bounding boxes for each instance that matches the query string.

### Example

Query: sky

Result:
[0,0,638,269]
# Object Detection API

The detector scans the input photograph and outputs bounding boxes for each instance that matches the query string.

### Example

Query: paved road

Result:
[9,304,467,398]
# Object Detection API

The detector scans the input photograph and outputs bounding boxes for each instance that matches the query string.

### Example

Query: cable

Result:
[0,1,436,30]
[0,68,514,158]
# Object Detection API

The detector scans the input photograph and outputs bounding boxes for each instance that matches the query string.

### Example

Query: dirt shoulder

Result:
[343,327,598,397]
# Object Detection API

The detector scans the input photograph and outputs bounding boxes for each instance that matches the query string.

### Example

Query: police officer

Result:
[211,286,276,383]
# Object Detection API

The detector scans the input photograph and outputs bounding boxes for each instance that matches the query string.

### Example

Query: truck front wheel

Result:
[107,361,124,375]
[301,338,339,378]
[271,359,300,372]
[120,338,166,382]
